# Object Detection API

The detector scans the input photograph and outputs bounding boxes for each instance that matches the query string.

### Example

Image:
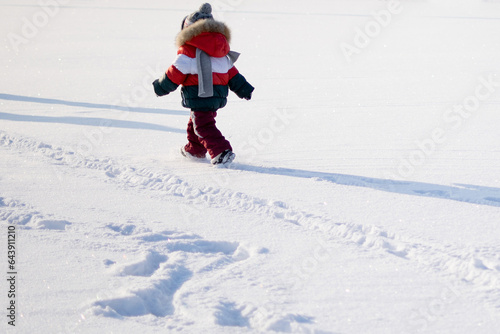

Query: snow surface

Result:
[1,0,500,333]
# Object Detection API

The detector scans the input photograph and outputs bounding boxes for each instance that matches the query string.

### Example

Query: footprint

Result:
[103,259,116,267]
[92,264,192,318]
[116,251,168,277]
[214,301,250,327]
[106,223,150,236]
[35,219,71,231]
[382,241,408,259]
[137,233,170,242]
[266,314,315,332]
[105,167,122,178]
[473,258,489,270]
[136,230,202,243]
[90,224,264,326]
[232,246,250,262]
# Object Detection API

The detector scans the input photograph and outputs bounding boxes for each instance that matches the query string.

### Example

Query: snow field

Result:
[1,0,500,333]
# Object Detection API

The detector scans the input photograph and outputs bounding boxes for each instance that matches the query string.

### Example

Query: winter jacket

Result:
[153,19,254,111]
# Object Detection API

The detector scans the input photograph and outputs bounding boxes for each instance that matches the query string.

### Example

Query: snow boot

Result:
[211,149,235,167]
[181,146,206,160]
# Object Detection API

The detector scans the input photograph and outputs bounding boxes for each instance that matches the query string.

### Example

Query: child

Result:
[153,3,254,166]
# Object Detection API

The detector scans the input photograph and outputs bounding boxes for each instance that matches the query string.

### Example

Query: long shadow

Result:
[231,164,500,208]
[0,93,186,116]
[0,112,184,134]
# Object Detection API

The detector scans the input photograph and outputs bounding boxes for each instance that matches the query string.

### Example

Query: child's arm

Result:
[228,67,254,100]
[152,60,188,97]
[152,73,178,97]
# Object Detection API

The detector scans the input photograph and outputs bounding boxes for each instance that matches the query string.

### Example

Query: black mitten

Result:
[243,91,252,101]
[152,79,168,97]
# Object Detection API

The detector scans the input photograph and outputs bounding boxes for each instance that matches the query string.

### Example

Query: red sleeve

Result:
[166,65,187,85]
[228,66,239,81]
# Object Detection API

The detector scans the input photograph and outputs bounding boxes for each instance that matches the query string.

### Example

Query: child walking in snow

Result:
[153,3,254,166]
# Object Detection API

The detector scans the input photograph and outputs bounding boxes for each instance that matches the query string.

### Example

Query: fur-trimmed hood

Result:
[176,19,231,57]
[176,19,231,46]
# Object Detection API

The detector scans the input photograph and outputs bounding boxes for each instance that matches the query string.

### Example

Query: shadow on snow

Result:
[0,93,185,116]
[0,112,184,134]
[232,164,500,208]
[0,93,185,133]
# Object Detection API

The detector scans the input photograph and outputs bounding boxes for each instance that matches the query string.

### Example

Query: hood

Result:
[176,19,231,57]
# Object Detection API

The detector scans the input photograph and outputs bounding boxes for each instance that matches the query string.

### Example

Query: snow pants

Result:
[184,110,232,159]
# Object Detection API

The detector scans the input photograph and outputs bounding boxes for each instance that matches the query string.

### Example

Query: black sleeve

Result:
[228,73,254,100]
[152,72,179,97]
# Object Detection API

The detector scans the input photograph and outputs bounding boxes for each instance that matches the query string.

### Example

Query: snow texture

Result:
[1,0,500,333]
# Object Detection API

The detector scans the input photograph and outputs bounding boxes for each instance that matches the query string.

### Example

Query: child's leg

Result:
[184,114,208,158]
[191,111,232,159]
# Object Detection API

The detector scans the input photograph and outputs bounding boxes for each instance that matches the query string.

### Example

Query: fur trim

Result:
[176,19,231,47]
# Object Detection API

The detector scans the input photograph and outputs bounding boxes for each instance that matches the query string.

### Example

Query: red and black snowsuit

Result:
[153,19,254,159]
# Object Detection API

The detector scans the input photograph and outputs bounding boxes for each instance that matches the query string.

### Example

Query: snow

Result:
[1,0,500,333]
